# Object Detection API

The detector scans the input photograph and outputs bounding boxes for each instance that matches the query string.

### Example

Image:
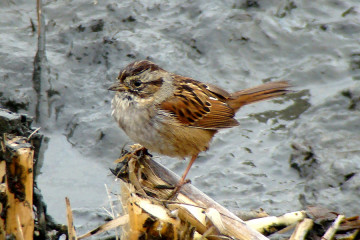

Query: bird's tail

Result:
[228,81,291,112]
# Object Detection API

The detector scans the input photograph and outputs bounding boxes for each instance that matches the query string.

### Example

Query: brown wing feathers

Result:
[194,99,239,129]
[160,77,238,130]
[160,78,290,130]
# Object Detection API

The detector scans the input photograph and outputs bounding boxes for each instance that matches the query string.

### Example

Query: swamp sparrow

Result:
[109,60,290,190]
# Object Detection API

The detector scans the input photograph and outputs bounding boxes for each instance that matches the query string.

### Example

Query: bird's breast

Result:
[111,93,157,142]
[111,93,216,158]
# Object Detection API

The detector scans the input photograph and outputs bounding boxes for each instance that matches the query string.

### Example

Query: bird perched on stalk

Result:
[109,60,290,193]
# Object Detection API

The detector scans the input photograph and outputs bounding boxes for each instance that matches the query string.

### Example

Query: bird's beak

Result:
[108,82,127,91]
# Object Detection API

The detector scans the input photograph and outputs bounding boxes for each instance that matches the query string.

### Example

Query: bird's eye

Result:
[133,80,142,87]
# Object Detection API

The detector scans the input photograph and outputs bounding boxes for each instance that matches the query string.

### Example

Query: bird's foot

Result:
[167,179,191,200]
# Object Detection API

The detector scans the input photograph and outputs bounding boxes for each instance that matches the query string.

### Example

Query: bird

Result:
[108,60,290,192]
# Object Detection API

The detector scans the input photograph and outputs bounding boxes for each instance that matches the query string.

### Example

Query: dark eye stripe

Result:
[148,78,163,87]
[130,77,164,89]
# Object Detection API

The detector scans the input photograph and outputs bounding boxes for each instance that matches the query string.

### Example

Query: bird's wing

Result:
[160,77,238,130]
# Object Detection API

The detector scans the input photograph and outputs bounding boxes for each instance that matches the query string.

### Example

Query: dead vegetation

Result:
[66,145,360,240]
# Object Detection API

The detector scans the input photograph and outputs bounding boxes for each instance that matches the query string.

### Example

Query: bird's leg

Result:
[179,154,198,186]
[169,154,198,198]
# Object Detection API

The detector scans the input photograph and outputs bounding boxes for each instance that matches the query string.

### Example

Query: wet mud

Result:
[1,0,359,234]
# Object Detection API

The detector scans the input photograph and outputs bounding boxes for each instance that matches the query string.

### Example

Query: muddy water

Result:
[1,0,359,234]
